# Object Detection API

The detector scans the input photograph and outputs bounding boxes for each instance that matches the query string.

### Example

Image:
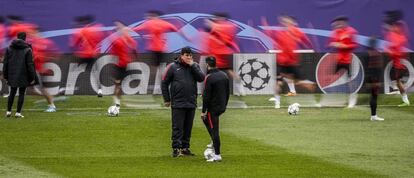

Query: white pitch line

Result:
[0,104,407,112]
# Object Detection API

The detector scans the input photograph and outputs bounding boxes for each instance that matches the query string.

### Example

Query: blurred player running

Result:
[261,15,314,108]
[109,21,137,109]
[328,16,358,108]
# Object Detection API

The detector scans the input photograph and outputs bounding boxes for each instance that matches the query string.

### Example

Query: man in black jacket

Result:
[3,32,37,118]
[201,56,230,162]
[162,47,205,157]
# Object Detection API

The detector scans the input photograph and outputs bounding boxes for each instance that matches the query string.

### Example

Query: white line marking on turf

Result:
[0,104,409,112]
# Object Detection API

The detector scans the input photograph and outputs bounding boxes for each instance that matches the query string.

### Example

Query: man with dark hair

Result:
[261,15,314,108]
[329,16,358,108]
[69,15,105,97]
[109,21,137,110]
[3,32,37,118]
[31,28,59,112]
[383,11,410,106]
[162,47,205,157]
[205,13,243,96]
[201,56,230,162]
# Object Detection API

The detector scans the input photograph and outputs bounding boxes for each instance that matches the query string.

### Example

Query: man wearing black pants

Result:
[3,32,37,118]
[201,56,230,162]
[364,37,384,121]
[162,47,205,157]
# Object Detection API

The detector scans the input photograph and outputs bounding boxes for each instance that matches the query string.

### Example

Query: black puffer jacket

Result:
[162,59,205,108]
[3,39,37,87]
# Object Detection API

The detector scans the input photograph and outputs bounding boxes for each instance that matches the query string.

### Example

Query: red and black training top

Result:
[202,68,230,114]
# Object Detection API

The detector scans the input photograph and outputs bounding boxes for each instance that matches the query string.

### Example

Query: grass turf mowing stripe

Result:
[0,155,63,178]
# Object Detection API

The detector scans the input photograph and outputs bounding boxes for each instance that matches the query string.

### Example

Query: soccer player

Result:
[261,15,314,108]
[205,13,244,96]
[109,21,137,109]
[69,15,105,97]
[30,28,59,112]
[201,56,230,162]
[133,10,186,94]
[364,37,384,121]
[383,11,410,107]
[162,47,205,157]
[328,16,358,108]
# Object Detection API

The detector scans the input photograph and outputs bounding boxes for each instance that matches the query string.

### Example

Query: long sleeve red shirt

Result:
[329,26,358,65]
[133,19,178,52]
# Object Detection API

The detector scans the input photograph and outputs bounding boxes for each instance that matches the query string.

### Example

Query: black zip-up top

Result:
[202,68,230,114]
[162,59,205,108]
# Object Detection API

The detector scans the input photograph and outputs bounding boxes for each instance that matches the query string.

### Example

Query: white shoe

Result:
[97,89,103,97]
[370,116,384,121]
[346,104,355,108]
[347,94,357,108]
[206,154,222,162]
[274,101,281,109]
[206,142,214,149]
[268,97,276,101]
[5,111,12,117]
[44,106,56,112]
[15,113,24,118]
[239,86,246,96]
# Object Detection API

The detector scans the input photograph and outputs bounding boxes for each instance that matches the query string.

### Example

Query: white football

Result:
[107,106,119,117]
[288,103,300,115]
[203,148,215,160]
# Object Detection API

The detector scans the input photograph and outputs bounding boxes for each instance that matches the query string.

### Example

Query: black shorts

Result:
[150,51,164,66]
[216,55,233,70]
[277,65,300,79]
[336,63,351,78]
[390,67,407,80]
[35,73,44,88]
[114,66,128,83]
[365,68,382,83]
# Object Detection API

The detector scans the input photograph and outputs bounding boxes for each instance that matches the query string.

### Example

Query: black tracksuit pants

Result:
[202,112,221,155]
[171,108,195,149]
[7,87,27,113]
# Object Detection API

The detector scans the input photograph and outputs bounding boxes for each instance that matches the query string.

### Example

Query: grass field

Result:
[0,94,413,177]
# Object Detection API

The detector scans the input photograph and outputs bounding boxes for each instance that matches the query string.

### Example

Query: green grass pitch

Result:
[0,94,413,177]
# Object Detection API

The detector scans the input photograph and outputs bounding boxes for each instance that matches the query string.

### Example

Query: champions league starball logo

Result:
[316,53,364,94]
[100,13,273,53]
[238,59,271,91]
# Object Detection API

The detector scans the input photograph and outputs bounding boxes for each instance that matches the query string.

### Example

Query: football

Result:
[288,103,300,115]
[107,106,120,117]
[204,148,215,160]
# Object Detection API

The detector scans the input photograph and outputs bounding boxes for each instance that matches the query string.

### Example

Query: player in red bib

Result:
[133,10,187,94]
[109,21,137,110]
[261,15,314,108]
[30,28,60,112]
[328,16,359,108]
[204,13,244,96]
[383,10,410,107]
[69,15,105,96]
